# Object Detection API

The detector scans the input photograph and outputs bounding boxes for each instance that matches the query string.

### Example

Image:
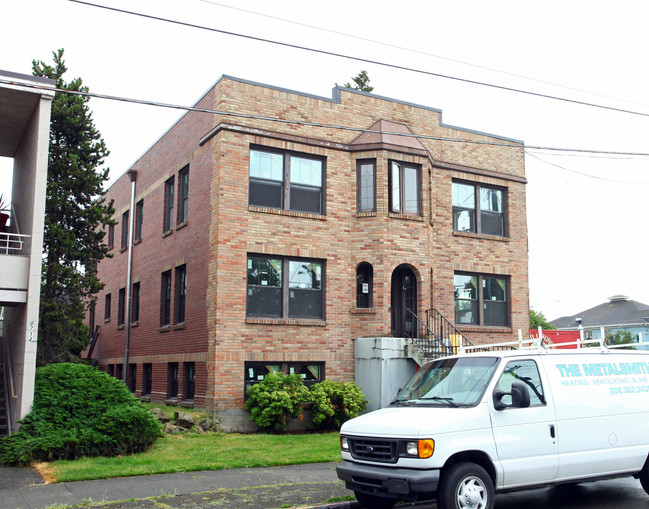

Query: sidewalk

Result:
[0,462,363,509]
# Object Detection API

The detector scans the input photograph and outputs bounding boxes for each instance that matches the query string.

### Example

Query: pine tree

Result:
[32,49,114,364]
[344,70,374,93]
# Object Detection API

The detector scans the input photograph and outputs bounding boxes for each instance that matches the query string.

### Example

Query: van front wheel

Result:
[437,462,494,509]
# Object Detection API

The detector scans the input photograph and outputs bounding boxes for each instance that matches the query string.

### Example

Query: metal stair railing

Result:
[425,308,473,355]
[395,307,472,360]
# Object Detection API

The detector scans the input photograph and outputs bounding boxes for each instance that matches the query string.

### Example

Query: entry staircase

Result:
[399,307,472,361]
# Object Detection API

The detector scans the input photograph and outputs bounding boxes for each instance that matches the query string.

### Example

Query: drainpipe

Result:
[123,170,137,383]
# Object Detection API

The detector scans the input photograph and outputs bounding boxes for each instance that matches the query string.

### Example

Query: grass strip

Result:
[45,432,341,483]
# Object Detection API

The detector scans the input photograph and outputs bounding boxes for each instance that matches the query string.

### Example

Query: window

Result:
[168,362,179,399]
[128,363,137,393]
[104,293,111,321]
[454,273,509,327]
[121,210,129,250]
[161,270,172,327]
[131,282,140,323]
[496,360,546,406]
[389,161,421,215]
[108,364,114,377]
[163,177,175,232]
[107,224,114,250]
[118,288,126,327]
[142,363,152,396]
[356,262,373,308]
[247,255,324,320]
[244,362,324,396]
[175,264,186,324]
[452,181,506,237]
[135,199,144,242]
[357,159,376,212]
[116,363,123,381]
[177,166,189,224]
[249,148,324,214]
[184,362,195,400]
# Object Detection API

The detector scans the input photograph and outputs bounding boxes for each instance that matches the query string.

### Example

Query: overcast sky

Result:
[2,0,649,322]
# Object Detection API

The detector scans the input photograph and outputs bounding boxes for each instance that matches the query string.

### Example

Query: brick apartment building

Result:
[88,76,529,430]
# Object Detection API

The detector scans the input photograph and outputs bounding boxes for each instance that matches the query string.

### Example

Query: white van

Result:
[337,347,649,509]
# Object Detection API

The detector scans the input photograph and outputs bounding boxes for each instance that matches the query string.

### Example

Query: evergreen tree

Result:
[344,70,374,93]
[32,49,114,364]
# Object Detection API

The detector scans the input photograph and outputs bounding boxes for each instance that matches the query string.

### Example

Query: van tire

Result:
[437,462,494,509]
[354,492,397,509]
[640,463,649,495]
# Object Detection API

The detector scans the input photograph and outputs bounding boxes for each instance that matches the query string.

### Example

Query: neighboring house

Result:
[0,69,54,433]
[551,295,649,343]
[89,76,529,430]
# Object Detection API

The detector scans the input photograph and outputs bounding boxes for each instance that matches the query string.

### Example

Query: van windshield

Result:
[392,357,500,407]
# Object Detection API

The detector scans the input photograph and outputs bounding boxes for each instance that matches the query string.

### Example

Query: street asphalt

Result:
[0,462,369,509]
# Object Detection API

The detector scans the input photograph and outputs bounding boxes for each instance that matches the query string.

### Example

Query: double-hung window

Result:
[357,159,376,212]
[177,166,189,224]
[121,210,129,250]
[454,273,509,327]
[452,181,506,236]
[134,200,144,242]
[118,288,126,327]
[160,270,172,327]
[163,177,175,232]
[249,148,324,214]
[389,161,421,215]
[175,264,186,324]
[247,255,324,320]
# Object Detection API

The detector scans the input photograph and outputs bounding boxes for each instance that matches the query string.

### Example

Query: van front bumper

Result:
[336,460,439,500]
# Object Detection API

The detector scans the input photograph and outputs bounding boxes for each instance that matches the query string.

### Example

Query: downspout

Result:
[123,170,137,383]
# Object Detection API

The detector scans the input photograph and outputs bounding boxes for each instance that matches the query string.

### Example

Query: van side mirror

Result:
[493,381,531,411]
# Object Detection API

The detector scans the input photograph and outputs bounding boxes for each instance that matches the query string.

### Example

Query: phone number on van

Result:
[610,386,649,395]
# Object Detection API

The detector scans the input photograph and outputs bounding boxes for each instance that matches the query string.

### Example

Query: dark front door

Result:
[391,265,417,337]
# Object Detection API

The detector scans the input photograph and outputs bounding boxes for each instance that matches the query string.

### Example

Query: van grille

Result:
[349,437,398,463]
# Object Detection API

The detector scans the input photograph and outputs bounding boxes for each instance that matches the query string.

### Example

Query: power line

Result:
[199,0,649,111]
[69,0,649,120]
[526,151,649,184]
[6,77,649,159]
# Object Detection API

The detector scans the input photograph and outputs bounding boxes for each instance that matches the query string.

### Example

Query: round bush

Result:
[244,372,309,432]
[0,363,161,465]
[308,380,367,431]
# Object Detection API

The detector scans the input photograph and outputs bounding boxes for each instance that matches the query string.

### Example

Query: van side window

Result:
[496,360,546,406]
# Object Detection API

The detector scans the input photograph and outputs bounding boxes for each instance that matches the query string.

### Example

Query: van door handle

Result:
[549,424,556,439]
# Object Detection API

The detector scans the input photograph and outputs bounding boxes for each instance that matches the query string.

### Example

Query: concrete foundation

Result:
[354,337,419,412]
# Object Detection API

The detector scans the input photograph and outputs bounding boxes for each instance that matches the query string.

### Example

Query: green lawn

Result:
[46,431,341,483]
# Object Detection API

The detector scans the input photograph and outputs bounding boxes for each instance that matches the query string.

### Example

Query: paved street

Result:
[403,477,649,509]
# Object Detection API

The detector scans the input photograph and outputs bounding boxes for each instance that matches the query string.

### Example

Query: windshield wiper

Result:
[420,396,459,407]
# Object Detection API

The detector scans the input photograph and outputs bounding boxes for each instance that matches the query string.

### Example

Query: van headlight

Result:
[341,436,349,451]
[405,439,435,459]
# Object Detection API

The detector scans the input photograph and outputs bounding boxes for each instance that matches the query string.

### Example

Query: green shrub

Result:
[244,372,309,432]
[0,363,161,465]
[308,380,367,431]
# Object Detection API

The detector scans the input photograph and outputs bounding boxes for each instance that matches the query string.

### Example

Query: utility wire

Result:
[526,151,649,184]
[6,77,649,159]
[68,0,649,120]
[200,0,649,111]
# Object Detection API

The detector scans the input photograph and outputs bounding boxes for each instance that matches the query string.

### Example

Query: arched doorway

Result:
[391,264,418,337]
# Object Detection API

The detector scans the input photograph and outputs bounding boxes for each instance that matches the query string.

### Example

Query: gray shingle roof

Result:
[551,296,649,329]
